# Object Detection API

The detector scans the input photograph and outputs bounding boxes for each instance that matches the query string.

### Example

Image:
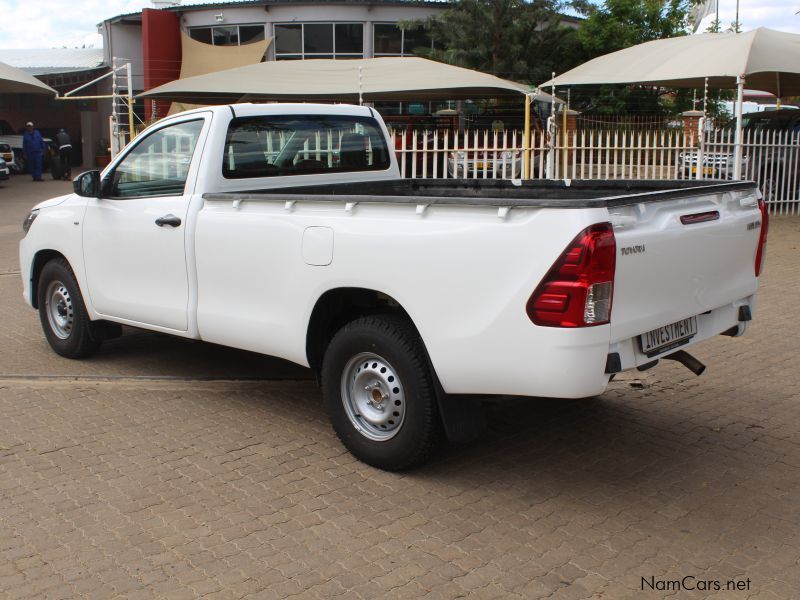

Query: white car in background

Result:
[447,148,523,178]
[0,157,9,181]
[0,143,15,173]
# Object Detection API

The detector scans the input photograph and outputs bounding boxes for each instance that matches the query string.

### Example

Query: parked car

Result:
[0,157,9,181]
[682,109,800,199]
[0,143,14,174]
[20,103,766,470]
[447,148,523,178]
[0,143,15,171]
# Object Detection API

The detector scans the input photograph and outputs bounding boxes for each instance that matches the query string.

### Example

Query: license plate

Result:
[475,162,486,169]
[639,316,698,357]
[691,166,715,176]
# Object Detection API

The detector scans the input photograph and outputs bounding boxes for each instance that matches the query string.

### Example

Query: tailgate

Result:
[608,184,761,346]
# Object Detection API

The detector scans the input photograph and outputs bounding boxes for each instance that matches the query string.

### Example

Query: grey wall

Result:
[100,21,144,92]
[177,4,445,59]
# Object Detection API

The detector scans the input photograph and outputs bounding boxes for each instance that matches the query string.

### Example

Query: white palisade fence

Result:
[389,127,800,215]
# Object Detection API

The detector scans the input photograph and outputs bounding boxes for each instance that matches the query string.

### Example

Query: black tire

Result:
[50,155,64,181]
[37,258,103,359]
[321,315,443,471]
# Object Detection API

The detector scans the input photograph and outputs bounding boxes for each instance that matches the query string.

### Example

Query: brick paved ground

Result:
[0,175,798,599]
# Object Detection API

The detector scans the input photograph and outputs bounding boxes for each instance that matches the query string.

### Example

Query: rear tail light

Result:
[526,223,616,327]
[755,196,769,276]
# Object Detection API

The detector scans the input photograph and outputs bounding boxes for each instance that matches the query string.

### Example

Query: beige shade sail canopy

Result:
[0,61,56,95]
[139,56,554,103]
[540,28,800,96]
[169,31,271,114]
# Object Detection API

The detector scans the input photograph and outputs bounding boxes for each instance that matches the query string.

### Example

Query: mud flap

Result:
[434,385,486,443]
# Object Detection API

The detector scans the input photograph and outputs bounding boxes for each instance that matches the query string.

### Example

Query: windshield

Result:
[723,111,800,133]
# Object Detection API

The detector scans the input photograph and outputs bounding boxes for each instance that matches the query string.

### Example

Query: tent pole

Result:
[561,90,568,173]
[127,62,136,144]
[734,74,745,180]
[523,93,531,180]
[776,73,782,109]
[698,77,708,180]
[547,72,556,180]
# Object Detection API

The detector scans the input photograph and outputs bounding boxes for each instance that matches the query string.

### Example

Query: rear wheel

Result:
[37,258,103,359]
[321,315,443,471]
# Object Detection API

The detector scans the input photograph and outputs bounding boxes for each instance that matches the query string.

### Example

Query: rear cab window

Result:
[222,114,390,179]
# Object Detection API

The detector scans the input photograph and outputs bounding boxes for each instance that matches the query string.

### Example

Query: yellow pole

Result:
[523,93,531,180]
[128,97,135,144]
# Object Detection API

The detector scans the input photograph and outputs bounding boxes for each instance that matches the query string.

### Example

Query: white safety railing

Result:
[389,129,547,180]
[388,126,800,215]
[550,129,697,181]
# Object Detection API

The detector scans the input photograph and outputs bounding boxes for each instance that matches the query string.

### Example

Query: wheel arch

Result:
[305,287,418,376]
[30,249,69,309]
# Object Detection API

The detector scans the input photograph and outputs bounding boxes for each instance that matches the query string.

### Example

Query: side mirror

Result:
[73,170,100,197]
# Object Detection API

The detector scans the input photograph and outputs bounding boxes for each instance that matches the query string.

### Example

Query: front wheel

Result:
[37,258,103,359]
[321,315,443,471]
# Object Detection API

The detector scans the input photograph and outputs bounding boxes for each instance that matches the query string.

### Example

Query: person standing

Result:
[22,122,45,182]
[55,128,72,180]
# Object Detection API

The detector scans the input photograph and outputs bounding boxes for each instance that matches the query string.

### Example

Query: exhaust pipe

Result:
[663,350,706,376]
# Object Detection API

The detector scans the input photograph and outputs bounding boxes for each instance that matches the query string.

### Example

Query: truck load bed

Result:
[204,178,757,209]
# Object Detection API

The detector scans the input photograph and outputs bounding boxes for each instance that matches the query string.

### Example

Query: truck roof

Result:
[171,103,376,120]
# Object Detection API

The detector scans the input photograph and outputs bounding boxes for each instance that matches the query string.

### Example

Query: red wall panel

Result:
[142,8,181,120]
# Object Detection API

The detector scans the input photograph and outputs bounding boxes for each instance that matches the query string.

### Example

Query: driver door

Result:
[82,116,207,331]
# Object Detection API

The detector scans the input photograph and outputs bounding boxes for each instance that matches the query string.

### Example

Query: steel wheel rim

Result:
[45,280,74,340]
[341,352,406,441]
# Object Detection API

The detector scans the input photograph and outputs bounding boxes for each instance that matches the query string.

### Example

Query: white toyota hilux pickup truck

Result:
[20,103,768,470]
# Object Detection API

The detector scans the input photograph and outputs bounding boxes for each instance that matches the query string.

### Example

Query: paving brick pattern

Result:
[0,176,798,598]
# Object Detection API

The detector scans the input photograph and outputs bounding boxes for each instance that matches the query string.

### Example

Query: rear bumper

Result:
[435,295,756,400]
[608,295,756,372]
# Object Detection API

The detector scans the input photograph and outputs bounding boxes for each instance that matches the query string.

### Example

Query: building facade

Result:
[98,0,450,121]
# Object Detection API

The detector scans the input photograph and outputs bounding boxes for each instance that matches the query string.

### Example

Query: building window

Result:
[274,23,364,59]
[373,23,432,56]
[239,25,266,44]
[189,25,266,46]
[212,26,239,46]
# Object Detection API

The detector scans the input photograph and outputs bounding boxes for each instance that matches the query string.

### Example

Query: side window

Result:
[111,119,204,198]
[222,115,390,179]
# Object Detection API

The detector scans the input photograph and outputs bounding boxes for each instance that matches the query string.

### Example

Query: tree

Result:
[574,0,692,57]
[568,0,696,114]
[413,0,582,86]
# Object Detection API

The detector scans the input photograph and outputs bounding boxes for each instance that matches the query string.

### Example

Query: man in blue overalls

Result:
[22,121,45,182]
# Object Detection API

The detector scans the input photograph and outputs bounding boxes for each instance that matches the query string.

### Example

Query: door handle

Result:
[155,214,181,228]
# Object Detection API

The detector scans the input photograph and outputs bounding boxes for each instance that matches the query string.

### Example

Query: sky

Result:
[0,1,221,49]
[0,0,799,50]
